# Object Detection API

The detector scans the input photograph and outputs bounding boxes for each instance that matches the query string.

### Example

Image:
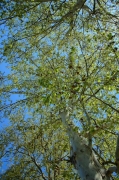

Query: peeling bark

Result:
[59,110,114,180]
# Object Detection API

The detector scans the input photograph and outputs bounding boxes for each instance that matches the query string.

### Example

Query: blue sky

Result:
[0,62,24,174]
[0,62,24,128]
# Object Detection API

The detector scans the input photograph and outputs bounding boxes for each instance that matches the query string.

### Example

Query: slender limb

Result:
[93,0,96,13]
[115,134,119,173]
[81,102,92,148]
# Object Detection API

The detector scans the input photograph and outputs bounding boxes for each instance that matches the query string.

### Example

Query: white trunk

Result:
[60,110,112,180]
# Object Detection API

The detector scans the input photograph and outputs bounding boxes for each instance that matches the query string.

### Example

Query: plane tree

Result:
[0,0,119,179]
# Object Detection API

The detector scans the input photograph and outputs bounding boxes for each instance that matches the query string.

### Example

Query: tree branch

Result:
[85,93,119,114]
[30,156,47,180]
[80,102,92,148]
[115,134,119,173]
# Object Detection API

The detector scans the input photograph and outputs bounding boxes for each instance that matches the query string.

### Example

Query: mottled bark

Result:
[60,110,116,180]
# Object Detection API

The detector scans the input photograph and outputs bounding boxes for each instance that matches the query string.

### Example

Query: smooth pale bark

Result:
[59,110,116,180]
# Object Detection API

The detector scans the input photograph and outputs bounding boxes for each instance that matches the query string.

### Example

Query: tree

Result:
[0,0,119,179]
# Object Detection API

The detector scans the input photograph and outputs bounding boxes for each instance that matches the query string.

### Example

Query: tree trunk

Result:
[60,110,112,180]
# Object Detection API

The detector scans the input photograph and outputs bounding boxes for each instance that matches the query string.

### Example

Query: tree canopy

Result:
[0,0,119,179]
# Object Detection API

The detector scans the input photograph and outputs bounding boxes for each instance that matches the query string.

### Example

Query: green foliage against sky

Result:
[0,0,119,179]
